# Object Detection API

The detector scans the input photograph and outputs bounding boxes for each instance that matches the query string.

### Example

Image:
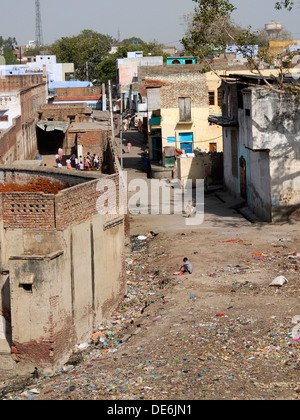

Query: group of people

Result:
[55,150,100,171]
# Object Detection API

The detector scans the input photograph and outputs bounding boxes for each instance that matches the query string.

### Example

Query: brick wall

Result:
[54,86,102,98]
[55,173,120,230]
[156,73,208,109]
[39,103,92,122]
[2,192,56,230]
[0,74,45,92]
[77,129,109,164]
[0,170,121,231]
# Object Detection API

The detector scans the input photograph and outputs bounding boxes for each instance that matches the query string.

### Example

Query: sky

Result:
[0,0,299,48]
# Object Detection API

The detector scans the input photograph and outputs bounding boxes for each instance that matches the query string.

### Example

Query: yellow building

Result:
[268,40,300,56]
[147,70,224,165]
[146,66,300,184]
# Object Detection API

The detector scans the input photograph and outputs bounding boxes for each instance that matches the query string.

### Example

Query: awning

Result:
[37,121,69,133]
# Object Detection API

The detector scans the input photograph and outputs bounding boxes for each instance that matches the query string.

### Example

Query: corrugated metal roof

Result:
[37,121,69,133]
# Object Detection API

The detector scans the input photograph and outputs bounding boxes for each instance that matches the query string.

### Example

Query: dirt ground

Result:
[1,130,300,401]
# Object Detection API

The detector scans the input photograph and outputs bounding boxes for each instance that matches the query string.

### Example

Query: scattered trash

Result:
[3,231,300,401]
[76,343,90,350]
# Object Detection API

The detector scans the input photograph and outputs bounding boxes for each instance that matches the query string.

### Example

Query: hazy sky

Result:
[0,0,299,48]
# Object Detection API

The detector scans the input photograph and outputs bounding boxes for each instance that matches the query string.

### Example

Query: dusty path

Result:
[1,130,300,401]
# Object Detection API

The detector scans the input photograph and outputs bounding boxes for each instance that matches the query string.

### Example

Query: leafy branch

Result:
[182,0,299,96]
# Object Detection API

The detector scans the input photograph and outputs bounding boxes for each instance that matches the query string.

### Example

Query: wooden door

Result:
[209,143,217,153]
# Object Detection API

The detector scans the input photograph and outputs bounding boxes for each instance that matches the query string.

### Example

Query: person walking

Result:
[58,148,63,163]
[127,141,132,154]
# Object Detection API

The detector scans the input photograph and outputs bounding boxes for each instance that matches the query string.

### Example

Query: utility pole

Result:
[108,80,116,158]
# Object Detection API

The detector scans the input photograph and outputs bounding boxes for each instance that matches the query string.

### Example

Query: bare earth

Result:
[1,130,300,401]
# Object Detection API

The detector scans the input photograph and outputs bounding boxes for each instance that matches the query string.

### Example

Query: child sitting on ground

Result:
[173,257,194,275]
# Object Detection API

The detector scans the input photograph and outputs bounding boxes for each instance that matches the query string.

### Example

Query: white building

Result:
[209,74,300,222]
[0,55,74,83]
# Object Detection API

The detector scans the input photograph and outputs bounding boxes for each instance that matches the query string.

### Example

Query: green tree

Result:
[182,0,299,95]
[275,0,294,10]
[0,36,17,64]
[96,54,118,85]
[122,37,145,46]
[50,30,115,81]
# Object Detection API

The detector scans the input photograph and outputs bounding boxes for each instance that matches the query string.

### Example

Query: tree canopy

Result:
[49,30,115,81]
[0,36,17,64]
[181,0,299,96]
[48,31,168,85]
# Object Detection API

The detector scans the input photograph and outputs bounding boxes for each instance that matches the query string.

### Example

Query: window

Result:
[208,91,215,106]
[0,110,8,122]
[179,97,191,122]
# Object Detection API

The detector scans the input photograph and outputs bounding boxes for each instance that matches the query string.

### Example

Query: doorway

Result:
[179,132,193,154]
[209,143,217,153]
[37,126,65,155]
[239,155,247,200]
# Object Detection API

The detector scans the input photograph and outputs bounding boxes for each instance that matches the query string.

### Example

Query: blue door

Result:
[179,132,193,153]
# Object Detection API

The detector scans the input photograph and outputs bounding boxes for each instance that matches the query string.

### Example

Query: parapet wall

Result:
[0,166,120,231]
[0,74,45,92]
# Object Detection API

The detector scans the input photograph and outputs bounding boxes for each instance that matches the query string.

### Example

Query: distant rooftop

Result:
[49,81,93,88]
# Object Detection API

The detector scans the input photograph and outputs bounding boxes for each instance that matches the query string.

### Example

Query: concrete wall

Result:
[117,56,163,87]
[8,213,125,374]
[251,88,300,220]
[223,126,272,221]
[223,85,300,221]
[177,153,223,187]
[0,168,126,375]
[0,74,46,164]
[177,155,210,187]
[0,92,21,131]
